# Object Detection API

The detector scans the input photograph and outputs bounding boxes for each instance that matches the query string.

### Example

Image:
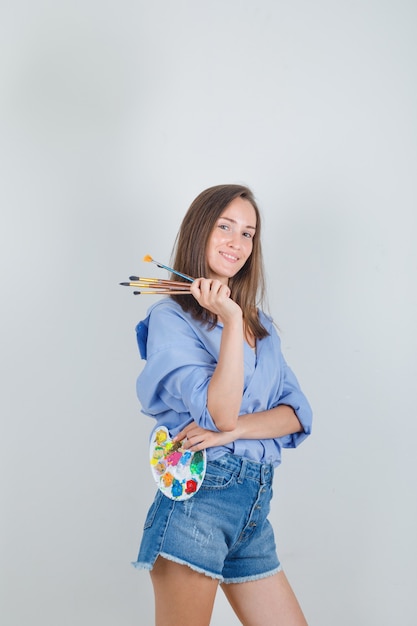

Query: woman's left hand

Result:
[174,421,237,451]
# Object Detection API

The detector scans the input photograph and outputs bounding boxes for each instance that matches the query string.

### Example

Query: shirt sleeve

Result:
[136,303,220,432]
[275,355,313,449]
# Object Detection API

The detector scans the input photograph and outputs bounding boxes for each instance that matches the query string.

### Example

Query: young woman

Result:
[132,184,312,625]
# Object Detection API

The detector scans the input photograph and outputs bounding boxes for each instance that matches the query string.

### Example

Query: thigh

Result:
[151,556,219,626]
[221,570,308,626]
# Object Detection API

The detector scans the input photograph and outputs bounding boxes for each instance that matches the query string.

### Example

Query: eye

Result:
[243,231,253,239]
[218,223,229,231]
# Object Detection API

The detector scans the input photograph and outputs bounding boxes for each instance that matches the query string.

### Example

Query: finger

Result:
[199,278,214,296]
[173,422,196,442]
[210,280,231,298]
[185,437,204,451]
[187,442,202,451]
[181,429,202,447]
[173,429,188,443]
[189,278,203,297]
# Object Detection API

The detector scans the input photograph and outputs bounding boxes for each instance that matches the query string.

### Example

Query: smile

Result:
[219,251,239,262]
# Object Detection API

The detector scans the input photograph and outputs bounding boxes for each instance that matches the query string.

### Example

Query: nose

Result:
[227,230,241,248]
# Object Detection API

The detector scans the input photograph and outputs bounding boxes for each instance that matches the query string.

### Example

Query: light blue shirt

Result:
[136,298,312,466]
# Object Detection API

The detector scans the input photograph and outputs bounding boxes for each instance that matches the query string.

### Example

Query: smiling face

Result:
[205,196,257,284]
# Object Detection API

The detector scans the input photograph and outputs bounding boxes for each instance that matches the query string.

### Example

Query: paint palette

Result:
[149,426,206,501]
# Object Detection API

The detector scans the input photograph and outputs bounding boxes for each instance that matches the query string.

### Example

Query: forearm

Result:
[235,404,304,440]
[207,317,244,431]
[176,405,304,452]
[190,278,244,432]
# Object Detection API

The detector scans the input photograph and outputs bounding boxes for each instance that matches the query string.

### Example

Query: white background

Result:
[1,1,416,624]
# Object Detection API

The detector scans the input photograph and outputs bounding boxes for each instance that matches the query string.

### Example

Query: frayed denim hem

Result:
[131,552,223,582]
[222,564,282,585]
[131,560,152,571]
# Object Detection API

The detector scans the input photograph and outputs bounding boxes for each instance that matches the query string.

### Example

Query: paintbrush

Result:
[120,279,191,291]
[133,290,193,296]
[128,276,191,288]
[143,254,194,282]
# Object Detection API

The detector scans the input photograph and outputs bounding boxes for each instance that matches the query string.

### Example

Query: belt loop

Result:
[237,458,247,484]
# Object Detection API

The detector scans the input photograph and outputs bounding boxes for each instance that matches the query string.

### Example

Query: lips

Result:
[219,251,239,262]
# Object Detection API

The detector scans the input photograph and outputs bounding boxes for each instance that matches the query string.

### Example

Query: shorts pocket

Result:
[143,490,163,530]
[200,461,236,491]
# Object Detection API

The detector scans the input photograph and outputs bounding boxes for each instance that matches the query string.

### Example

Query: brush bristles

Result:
[142,255,194,282]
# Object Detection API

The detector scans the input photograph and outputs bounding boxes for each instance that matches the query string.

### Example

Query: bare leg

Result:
[150,556,219,626]
[221,570,308,626]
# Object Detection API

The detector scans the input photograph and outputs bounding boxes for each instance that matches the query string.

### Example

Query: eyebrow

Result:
[219,217,256,230]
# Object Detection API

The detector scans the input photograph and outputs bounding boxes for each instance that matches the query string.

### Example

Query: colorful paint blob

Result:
[185,479,198,494]
[171,479,183,498]
[155,430,168,445]
[166,451,182,466]
[190,451,205,475]
[149,426,207,501]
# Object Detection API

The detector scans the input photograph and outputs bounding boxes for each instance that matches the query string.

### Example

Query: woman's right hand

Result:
[190,278,242,322]
[174,420,238,451]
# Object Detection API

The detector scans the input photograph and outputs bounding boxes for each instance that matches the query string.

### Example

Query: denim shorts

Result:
[132,453,281,584]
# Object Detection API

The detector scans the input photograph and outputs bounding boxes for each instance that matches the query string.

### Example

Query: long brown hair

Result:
[170,184,269,339]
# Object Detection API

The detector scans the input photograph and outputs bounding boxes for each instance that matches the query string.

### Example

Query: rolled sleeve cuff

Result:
[277,402,312,449]
[196,407,221,432]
